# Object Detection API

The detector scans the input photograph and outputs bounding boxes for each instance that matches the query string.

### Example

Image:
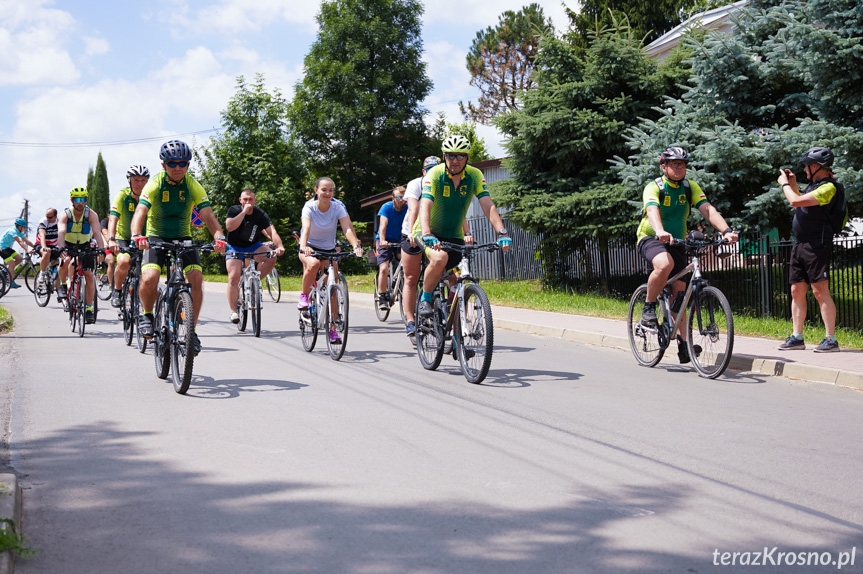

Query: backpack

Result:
[649,177,692,215]
[828,180,849,234]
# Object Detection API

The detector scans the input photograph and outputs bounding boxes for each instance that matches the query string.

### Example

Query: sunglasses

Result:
[165,161,189,168]
[445,153,468,161]
[393,196,405,200]
[72,197,87,203]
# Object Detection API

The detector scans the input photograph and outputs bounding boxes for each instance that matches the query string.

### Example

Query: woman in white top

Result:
[297,177,364,339]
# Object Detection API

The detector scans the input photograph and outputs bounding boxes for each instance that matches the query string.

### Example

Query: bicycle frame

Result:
[311,258,340,331]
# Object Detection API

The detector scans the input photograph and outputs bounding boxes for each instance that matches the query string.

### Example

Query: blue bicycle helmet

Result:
[159,140,192,162]
[14,218,26,228]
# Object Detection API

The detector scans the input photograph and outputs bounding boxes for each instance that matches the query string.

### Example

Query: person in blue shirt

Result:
[376,186,407,311]
[1,218,35,289]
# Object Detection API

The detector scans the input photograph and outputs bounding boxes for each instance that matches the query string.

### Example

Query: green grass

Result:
[0,306,11,333]
[205,273,863,349]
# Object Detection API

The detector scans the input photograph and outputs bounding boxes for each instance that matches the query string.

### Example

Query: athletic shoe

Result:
[230,311,240,324]
[378,293,390,311]
[297,293,309,309]
[111,291,122,308]
[138,314,154,338]
[58,284,68,299]
[9,282,21,289]
[677,341,702,364]
[641,301,657,325]
[418,299,433,317]
[329,329,342,344]
[814,338,839,353]
[778,336,805,350]
[189,331,202,356]
[405,321,416,337]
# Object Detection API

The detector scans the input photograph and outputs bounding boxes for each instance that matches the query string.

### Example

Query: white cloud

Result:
[170,0,322,35]
[423,0,573,33]
[0,0,79,86]
[84,36,109,56]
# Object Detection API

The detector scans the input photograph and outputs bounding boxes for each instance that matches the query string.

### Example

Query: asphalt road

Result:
[1,285,861,573]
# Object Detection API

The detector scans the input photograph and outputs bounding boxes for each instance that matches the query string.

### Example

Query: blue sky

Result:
[0,0,573,230]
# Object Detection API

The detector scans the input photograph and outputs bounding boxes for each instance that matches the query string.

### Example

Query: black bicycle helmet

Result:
[799,146,834,167]
[659,146,689,164]
[159,140,192,162]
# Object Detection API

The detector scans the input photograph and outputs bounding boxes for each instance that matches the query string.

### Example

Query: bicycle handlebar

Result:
[148,239,216,255]
[437,241,501,254]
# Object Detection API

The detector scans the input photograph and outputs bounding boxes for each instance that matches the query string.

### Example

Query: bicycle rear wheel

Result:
[23,265,35,293]
[237,280,248,332]
[76,286,86,338]
[170,291,196,394]
[457,284,494,384]
[416,290,445,371]
[122,280,134,346]
[251,280,262,337]
[688,286,734,379]
[627,283,665,367]
[326,276,349,361]
[0,267,8,298]
[373,268,390,322]
[266,268,281,302]
[153,287,170,379]
[299,293,317,352]
[394,266,406,324]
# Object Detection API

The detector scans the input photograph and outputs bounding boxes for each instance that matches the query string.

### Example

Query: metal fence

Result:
[466,215,863,331]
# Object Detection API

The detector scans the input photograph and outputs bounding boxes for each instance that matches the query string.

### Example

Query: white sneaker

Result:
[230,311,240,324]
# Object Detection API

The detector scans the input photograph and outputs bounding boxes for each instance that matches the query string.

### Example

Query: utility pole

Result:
[19,200,29,229]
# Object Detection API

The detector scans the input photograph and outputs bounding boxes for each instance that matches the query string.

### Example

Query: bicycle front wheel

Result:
[266,268,281,302]
[299,298,317,352]
[122,280,134,346]
[457,284,494,384]
[96,265,112,300]
[326,277,349,361]
[76,288,86,338]
[170,291,196,394]
[373,268,390,322]
[416,290,445,371]
[237,280,248,332]
[394,266,406,324]
[153,287,170,379]
[251,279,262,338]
[34,272,51,307]
[627,283,665,367]
[688,286,734,379]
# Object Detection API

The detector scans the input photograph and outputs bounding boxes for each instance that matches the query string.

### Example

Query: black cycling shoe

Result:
[85,310,96,324]
[189,331,202,356]
[641,301,657,325]
[57,284,68,299]
[677,339,702,364]
[110,291,122,308]
[418,299,433,317]
[138,313,154,339]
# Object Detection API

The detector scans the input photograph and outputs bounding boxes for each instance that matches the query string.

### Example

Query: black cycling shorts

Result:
[638,236,687,279]
[400,234,423,256]
[789,241,831,285]
[142,237,202,273]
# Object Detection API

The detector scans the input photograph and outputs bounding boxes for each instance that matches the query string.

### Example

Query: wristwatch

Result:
[497,228,508,235]
[215,235,226,241]
[108,237,116,242]
[723,228,734,235]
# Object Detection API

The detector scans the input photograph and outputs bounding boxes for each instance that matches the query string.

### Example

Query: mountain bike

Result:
[116,247,144,348]
[233,250,276,338]
[373,245,405,323]
[150,240,214,394]
[415,242,500,384]
[0,266,8,299]
[265,268,281,302]
[627,231,735,379]
[34,253,61,307]
[298,246,358,361]
[6,250,40,294]
[64,245,103,338]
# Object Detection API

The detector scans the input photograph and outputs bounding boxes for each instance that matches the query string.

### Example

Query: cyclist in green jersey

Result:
[131,140,226,352]
[415,135,512,317]
[637,147,738,363]
[107,164,150,307]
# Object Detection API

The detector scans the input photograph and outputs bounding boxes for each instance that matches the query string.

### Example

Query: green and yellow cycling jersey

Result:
[636,176,708,244]
[412,163,490,239]
[139,171,210,238]
[109,187,144,240]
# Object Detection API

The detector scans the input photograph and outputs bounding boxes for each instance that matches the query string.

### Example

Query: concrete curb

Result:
[494,319,863,391]
[0,473,23,574]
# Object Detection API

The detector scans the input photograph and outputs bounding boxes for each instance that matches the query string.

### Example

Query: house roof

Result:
[644,0,748,61]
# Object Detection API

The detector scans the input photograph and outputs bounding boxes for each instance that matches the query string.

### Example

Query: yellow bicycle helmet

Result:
[70,186,88,198]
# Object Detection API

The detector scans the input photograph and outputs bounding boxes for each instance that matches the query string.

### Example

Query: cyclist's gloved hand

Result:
[497,235,513,248]
[214,236,227,253]
[422,234,439,247]
[133,235,148,250]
